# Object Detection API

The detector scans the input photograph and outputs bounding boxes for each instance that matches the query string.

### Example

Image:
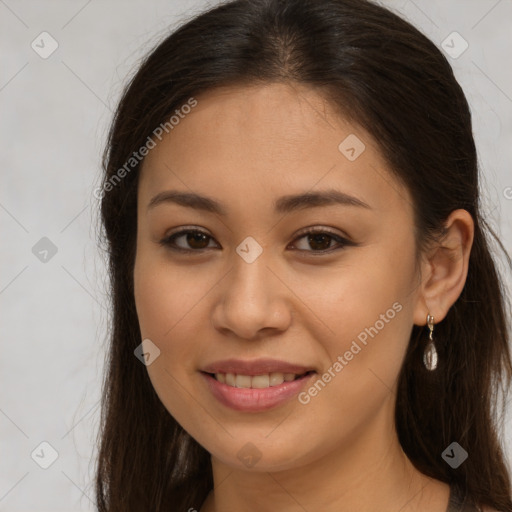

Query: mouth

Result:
[200,362,317,412]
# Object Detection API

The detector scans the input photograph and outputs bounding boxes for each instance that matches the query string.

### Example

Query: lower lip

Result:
[201,372,315,412]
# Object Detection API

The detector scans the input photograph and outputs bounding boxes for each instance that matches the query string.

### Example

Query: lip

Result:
[201,358,315,376]
[201,371,316,412]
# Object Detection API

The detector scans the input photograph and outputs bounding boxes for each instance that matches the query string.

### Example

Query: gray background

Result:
[1,0,511,510]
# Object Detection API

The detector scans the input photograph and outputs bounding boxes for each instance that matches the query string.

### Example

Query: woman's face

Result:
[134,82,425,471]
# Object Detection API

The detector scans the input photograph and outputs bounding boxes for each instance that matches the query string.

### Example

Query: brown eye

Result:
[185,232,210,249]
[291,229,352,253]
[306,233,334,251]
[160,229,217,252]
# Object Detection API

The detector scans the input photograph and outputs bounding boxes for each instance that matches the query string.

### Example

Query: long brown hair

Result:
[95,0,512,510]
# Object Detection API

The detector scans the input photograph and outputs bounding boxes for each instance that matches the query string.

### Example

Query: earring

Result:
[423,314,438,371]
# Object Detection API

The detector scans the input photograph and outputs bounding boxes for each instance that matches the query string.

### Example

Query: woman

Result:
[95,0,512,510]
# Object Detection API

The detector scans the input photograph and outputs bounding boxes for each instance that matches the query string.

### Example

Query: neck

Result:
[200,398,449,512]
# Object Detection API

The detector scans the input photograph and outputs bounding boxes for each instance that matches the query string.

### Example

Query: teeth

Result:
[235,374,251,388]
[214,372,304,388]
[270,372,284,386]
[251,374,269,388]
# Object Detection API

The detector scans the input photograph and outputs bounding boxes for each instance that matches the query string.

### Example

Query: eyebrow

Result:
[147,188,371,215]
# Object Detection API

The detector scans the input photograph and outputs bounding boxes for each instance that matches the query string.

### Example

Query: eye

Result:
[289,227,353,253]
[160,228,218,252]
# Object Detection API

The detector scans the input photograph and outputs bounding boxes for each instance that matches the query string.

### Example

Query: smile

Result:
[201,370,316,412]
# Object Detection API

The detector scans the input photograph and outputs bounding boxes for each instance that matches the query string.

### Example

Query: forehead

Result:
[138,82,411,218]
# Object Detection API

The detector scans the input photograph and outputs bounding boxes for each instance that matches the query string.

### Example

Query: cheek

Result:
[304,242,416,397]
[294,280,413,455]
[133,247,219,380]
[133,253,206,424]
[134,243,199,342]
[133,252,176,370]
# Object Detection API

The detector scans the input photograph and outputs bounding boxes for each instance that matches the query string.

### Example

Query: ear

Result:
[413,209,474,326]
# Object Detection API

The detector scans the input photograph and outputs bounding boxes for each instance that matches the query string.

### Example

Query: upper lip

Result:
[201,358,316,376]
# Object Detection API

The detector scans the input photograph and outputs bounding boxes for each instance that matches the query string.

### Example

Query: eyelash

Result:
[159,226,354,255]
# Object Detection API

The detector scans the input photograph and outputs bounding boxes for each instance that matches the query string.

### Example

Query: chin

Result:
[205,436,318,473]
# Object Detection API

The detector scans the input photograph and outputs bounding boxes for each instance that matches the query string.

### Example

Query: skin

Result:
[133,82,474,512]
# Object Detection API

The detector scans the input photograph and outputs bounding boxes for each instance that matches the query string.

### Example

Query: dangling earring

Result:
[423,314,438,371]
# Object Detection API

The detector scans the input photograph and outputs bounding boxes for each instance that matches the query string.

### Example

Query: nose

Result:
[211,251,292,341]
